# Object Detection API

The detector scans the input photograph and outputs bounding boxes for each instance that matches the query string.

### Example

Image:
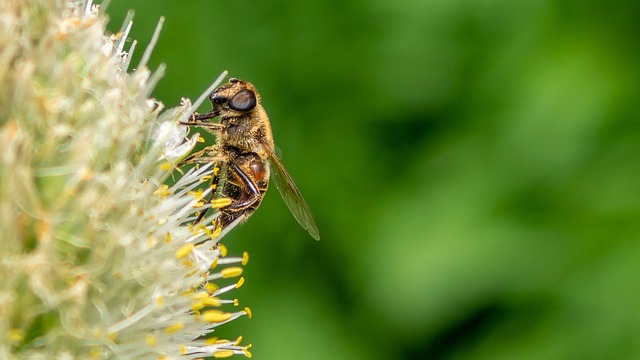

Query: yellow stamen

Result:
[145,334,157,347]
[202,310,232,323]
[176,244,194,259]
[221,267,243,279]
[202,296,222,307]
[165,323,184,334]
[242,252,249,266]
[108,332,118,342]
[153,184,170,196]
[211,197,233,209]
[7,328,24,342]
[234,336,243,346]
[220,244,228,257]
[213,350,234,358]
[210,225,222,239]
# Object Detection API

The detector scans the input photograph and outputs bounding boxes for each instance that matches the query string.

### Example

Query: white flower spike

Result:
[0,0,250,358]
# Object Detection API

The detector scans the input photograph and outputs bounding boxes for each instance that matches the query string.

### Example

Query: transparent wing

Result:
[264,144,320,240]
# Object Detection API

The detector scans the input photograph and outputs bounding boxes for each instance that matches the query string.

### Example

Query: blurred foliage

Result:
[107,0,640,359]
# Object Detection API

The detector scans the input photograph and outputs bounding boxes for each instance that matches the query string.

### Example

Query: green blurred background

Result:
[107,1,640,359]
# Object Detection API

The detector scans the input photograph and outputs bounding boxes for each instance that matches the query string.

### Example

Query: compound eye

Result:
[229,89,257,111]
[211,95,226,104]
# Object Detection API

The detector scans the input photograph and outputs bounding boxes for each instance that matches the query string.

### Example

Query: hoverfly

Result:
[180,78,320,240]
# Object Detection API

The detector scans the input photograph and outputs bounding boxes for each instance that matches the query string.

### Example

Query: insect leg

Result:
[227,161,261,209]
[179,121,225,131]
[194,191,214,224]
[178,146,226,167]
[193,162,225,225]
[190,110,219,121]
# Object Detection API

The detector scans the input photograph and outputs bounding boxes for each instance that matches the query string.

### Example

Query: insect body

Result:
[180,78,320,240]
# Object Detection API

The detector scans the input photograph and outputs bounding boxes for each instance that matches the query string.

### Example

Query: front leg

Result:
[178,146,227,167]
[180,121,225,137]
[180,111,225,136]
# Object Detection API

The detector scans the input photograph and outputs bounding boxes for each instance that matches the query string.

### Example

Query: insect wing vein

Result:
[265,145,320,240]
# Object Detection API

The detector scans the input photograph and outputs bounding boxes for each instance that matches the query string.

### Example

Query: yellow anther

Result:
[211,197,233,209]
[244,346,253,358]
[213,167,220,175]
[200,175,212,182]
[202,225,213,237]
[180,345,186,355]
[197,135,205,143]
[108,332,118,342]
[182,289,196,297]
[244,307,252,319]
[210,183,218,190]
[165,323,184,334]
[202,296,222,307]
[233,299,239,306]
[210,226,222,239]
[234,336,243,346]
[188,188,204,199]
[160,162,173,171]
[90,347,101,360]
[193,295,221,310]
[205,337,219,345]
[156,296,165,307]
[166,232,171,243]
[193,201,205,208]
[236,277,245,288]
[213,350,234,358]
[192,292,208,300]
[221,267,243,279]
[145,334,157,347]
[220,244,228,257]
[202,310,232,323]
[184,266,198,276]
[242,252,249,266]
[153,184,171,196]
[7,328,24,342]
[176,244,194,259]
[206,283,219,292]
